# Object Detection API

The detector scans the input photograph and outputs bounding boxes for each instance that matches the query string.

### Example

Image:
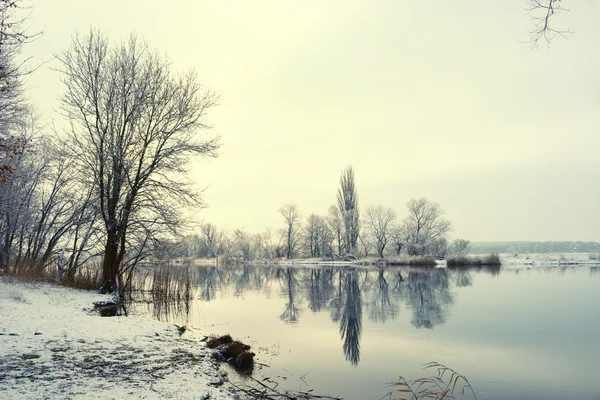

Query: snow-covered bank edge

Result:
[0,276,236,400]
[185,253,600,270]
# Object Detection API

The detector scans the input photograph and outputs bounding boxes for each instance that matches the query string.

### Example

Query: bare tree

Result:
[233,228,253,261]
[0,122,100,279]
[449,239,471,257]
[327,204,344,257]
[279,203,300,259]
[56,30,219,294]
[200,222,219,259]
[525,0,569,46]
[337,166,359,256]
[365,205,397,258]
[401,198,451,256]
[0,1,41,182]
[0,0,37,132]
[303,214,331,258]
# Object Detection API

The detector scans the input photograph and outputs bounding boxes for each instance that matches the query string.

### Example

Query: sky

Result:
[19,0,600,242]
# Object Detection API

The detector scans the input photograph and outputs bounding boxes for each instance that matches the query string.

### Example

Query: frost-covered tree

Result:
[200,223,220,259]
[303,214,331,258]
[400,198,451,256]
[279,204,300,259]
[337,166,359,256]
[327,204,344,257]
[0,1,40,181]
[449,239,470,257]
[365,205,396,258]
[233,229,253,260]
[57,30,220,294]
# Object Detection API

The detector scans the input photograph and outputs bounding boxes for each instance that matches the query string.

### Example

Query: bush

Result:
[447,253,501,267]
[388,256,437,267]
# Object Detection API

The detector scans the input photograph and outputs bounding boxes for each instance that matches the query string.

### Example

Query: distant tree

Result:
[303,214,331,258]
[337,166,360,256]
[200,223,220,258]
[389,223,408,256]
[365,205,397,258]
[233,228,252,260]
[317,222,335,259]
[449,239,471,257]
[428,237,449,259]
[218,230,236,258]
[57,30,220,294]
[400,198,451,256]
[357,234,373,258]
[327,204,344,257]
[279,203,300,259]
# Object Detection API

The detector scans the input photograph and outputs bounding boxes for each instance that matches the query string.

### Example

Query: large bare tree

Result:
[365,205,396,258]
[337,166,359,256]
[57,30,219,294]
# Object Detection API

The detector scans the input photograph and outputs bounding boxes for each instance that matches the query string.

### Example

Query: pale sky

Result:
[21,0,600,242]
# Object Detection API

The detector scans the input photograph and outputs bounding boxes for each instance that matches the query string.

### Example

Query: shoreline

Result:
[0,276,236,400]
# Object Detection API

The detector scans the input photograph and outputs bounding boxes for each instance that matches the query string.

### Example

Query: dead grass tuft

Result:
[386,362,477,400]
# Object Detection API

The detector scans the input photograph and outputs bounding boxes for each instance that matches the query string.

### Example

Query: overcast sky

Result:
[22,0,600,242]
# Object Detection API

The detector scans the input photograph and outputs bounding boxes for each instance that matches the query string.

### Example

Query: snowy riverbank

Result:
[0,276,236,400]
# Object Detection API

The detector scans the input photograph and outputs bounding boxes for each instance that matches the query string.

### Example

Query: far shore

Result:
[181,252,600,269]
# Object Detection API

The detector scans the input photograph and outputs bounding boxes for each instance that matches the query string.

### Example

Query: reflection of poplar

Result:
[339,270,362,366]
[280,268,301,324]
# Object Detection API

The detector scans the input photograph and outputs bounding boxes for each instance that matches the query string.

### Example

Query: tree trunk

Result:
[101,232,120,294]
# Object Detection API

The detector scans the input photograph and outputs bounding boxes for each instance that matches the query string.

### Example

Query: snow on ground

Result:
[498,252,599,268]
[0,276,236,400]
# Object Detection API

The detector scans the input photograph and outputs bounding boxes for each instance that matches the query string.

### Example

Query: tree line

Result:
[178,166,471,262]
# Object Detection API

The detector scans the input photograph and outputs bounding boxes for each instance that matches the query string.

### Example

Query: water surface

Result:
[133,264,600,399]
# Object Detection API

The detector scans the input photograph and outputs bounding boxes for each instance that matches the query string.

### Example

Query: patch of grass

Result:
[447,253,501,267]
[65,266,103,291]
[386,362,477,400]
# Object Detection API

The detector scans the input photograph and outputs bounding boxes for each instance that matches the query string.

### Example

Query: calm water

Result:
[133,264,600,400]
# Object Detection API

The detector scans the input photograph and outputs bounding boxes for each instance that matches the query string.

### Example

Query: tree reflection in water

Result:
[369,269,399,323]
[406,269,453,329]
[339,269,362,365]
[279,268,301,324]
[136,264,502,366]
